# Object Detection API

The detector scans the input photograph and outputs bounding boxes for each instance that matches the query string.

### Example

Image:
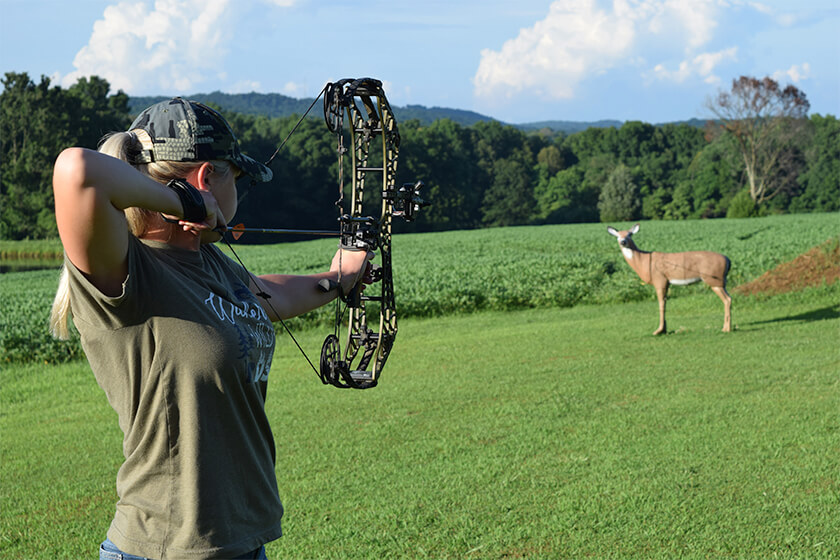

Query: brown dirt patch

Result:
[735,238,840,296]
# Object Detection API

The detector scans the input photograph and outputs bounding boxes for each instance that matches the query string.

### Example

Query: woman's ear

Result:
[188,162,215,191]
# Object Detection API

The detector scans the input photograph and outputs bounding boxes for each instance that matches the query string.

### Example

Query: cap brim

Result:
[233,153,273,183]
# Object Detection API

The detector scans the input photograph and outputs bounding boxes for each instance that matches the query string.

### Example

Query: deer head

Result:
[607,223,640,250]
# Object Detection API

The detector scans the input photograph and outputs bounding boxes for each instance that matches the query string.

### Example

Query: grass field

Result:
[1,215,839,558]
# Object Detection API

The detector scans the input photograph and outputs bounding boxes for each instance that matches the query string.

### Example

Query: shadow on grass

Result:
[735,225,772,241]
[746,304,840,326]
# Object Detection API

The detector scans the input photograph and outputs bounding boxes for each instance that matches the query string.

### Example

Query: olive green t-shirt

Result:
[66,236,282,559]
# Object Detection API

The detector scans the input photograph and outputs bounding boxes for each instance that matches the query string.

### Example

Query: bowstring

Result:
[265,84,329,169]
[219,84,329,378]
[221,236,320,376]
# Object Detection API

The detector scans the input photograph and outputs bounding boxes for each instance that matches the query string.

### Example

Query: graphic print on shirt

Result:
[203,287,275,383]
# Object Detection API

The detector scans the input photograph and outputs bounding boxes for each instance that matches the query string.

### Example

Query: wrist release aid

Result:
[166,178,207,223]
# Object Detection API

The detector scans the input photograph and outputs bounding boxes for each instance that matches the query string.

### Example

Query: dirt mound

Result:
[735,238,840,296]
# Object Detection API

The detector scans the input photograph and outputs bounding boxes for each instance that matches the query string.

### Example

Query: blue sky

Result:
[1,0,838,124]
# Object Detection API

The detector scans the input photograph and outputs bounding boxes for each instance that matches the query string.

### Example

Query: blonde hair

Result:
[50,132,239,339]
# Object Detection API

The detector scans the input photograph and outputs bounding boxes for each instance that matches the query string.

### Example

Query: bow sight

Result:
[392,181,427,222]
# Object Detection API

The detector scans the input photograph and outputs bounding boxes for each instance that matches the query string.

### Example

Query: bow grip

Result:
[317,277,362,306]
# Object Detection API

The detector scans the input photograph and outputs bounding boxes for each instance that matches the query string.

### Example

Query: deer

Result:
[607,223,732,335]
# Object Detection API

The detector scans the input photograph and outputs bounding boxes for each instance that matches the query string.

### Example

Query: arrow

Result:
[227,223,339,241]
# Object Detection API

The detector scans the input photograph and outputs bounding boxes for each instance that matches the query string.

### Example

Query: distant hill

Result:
[397,104,496,127]
[128,91,500,127]
[658,118,708,128]
[517,117,707,133]
[128,91,705,134]
[516,119,624,133]
[128,91,316,119]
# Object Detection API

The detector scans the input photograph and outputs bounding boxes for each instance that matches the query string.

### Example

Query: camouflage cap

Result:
[129,97,272,182]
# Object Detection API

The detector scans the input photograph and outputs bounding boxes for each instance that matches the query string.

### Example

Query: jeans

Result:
[99,538,268,559]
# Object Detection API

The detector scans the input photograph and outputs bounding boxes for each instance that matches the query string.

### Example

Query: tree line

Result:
[2,71,837,241]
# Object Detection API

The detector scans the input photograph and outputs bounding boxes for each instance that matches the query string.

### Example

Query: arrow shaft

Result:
[230,227,339,237]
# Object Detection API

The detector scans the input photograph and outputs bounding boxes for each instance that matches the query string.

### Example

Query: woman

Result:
[50,98,371,559]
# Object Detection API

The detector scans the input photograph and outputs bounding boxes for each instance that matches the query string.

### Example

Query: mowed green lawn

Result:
[2,283,838,558]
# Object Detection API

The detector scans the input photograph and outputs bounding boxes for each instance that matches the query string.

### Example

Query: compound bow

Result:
[227,77,426,390]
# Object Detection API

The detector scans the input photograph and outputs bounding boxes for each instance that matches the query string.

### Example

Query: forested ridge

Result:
[129,92,502,128]
[2,72,837,241]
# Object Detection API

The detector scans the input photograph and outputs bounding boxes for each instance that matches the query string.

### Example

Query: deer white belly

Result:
[669,277,701,285]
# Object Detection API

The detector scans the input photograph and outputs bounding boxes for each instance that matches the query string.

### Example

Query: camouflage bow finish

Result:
[317,78,426,389]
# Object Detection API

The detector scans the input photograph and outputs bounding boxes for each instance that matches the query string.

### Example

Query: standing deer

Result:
[607,223,732,335]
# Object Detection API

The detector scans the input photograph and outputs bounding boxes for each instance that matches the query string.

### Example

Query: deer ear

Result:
[630,223,640,234]
[607,226,618,237]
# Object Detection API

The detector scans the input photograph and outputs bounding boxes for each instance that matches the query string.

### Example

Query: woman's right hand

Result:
[174,188,227,243]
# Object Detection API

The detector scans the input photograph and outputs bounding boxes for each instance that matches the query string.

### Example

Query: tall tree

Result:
[0,72,131,239]
[398,119,483,232]
[790,114,840,213]
[66,76,131,147]
[1,73,73,239]
[705,76,810,205]
[598,163,640,222]
[481,158,536,227]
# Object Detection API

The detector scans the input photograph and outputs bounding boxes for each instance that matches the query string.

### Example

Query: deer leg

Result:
[654,285,668,335]
[712,286,732,333]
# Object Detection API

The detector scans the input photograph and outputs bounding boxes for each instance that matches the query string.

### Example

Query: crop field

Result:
[3,213,838,364]
[1,213,839,558]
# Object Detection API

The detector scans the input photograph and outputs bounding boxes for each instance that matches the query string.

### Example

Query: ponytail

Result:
[49,267,72,340]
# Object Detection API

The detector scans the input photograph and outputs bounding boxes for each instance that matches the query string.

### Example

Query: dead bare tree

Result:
[705,76,810,205]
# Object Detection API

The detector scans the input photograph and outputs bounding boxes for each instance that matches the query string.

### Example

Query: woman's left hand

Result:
[330,248,375,294]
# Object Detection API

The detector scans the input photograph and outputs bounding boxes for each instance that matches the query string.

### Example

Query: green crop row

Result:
[2,213,837,364]
[0,269,84,364]
[0,239,64,259]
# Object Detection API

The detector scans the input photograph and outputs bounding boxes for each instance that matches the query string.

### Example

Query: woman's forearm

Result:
[54,147,183,216]
[251,273,341,321]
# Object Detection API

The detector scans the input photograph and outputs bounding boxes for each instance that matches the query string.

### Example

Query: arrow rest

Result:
[338,215,379,251]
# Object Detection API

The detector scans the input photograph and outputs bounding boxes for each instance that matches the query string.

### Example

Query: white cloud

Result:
[473,0,740,101]
[646,0,720,49]
[61,0,236,94]
[652,46,738,84]
[747,1,772,13]
[772,63,811,84]
[281,81,306,97]
[474,0,637,100]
